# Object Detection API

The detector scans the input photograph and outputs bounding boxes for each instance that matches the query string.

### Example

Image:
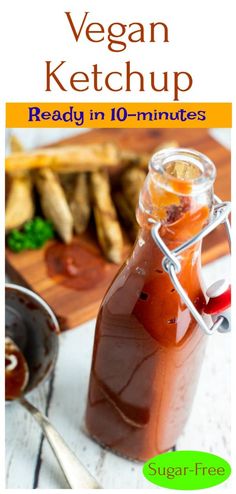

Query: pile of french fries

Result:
[5,136,177,263]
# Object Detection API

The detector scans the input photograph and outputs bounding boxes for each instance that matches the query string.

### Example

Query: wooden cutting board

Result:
[6,129,231,330]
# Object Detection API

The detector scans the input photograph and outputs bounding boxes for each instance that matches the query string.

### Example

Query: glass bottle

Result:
[85,148,216,461]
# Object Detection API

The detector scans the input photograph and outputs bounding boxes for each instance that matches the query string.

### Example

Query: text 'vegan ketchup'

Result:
[85,149,216,461]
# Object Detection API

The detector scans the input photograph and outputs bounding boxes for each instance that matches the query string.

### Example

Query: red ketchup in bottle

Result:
[86,149,217,461]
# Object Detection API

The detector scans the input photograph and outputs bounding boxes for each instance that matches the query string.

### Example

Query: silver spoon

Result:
[5,283,101,489]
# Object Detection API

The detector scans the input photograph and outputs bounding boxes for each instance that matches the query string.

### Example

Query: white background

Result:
[0,0,234,102]
[1,0,235,493]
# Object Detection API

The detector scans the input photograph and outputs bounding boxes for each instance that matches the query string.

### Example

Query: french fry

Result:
[6,135,35,231]
[9,135,24,153]
[35,168,73,244]
[6,138,179,175]
[6,143,120,174]
[62,173,91,234]
[5,175,35,231]
[121,166,146,211]
[90,170,123,264]
[71,173,91,234]
[121,151,150,170]
[114,191,139,241]
[59,173,76,200]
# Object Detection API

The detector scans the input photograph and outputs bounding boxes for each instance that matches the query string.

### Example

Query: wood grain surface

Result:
[5,129,231,330]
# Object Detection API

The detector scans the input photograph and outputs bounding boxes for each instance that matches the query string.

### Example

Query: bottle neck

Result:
[134,225,202,266]
[136,148,215,247]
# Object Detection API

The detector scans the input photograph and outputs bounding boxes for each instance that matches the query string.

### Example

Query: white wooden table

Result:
[5,256,231,489]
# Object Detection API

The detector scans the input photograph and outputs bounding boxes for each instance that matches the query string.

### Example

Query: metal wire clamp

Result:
[150,196,231,335]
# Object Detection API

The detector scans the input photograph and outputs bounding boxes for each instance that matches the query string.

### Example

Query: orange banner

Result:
[6,102,232,128]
